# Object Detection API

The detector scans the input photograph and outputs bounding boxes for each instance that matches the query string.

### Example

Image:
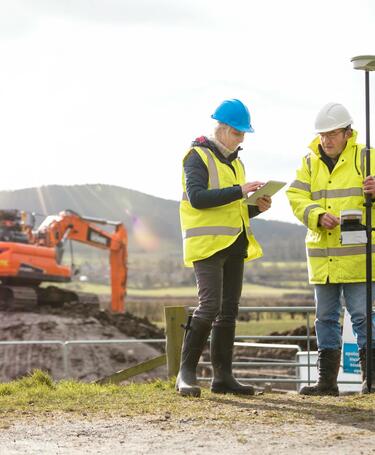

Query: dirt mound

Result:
[268,324,317,351]
[234,324,317,363]
[0,300,166,383]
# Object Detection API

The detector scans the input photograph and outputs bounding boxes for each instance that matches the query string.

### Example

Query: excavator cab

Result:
[0,210,31,244]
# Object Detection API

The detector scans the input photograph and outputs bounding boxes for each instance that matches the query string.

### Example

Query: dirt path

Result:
[0,411,374,455]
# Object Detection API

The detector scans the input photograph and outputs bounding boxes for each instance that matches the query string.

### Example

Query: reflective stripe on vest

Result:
[184,225,253,239]
[288,183,363,200]
[303,204,321,226]
[181,147,220,202]
[289,180,311,192]
[311,187,363,200]
[199,147,220,188]
[305,154,311,174]
[184,226,241,238]
[308,245,375,257]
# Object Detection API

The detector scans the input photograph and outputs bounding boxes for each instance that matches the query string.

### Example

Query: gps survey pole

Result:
[351,55,375,393]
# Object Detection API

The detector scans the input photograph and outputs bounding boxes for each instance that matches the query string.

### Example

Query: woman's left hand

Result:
[256,196,272,212]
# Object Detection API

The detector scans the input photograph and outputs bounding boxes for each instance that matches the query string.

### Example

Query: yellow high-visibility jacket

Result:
[180,146,263,267]
[286,130,375,283]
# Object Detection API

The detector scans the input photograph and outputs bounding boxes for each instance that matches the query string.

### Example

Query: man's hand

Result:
[319,213,340,229]
[256,196,272,212]
[241,181,264,196]
[363,176,375,197]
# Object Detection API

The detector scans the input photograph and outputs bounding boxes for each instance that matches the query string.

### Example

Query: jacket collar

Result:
[191,136,241,163]
[308,130,358,157]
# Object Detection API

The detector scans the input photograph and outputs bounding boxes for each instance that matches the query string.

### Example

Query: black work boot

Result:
[358,348,375,394]
[210,324,255,395]
[299,349,341,396]
[175,317,212,398]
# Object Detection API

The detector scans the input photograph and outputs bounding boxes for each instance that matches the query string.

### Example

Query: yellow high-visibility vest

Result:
[287,130,375,283]
[180,146,262,267]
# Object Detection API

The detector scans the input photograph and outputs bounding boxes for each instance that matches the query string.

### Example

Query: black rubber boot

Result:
[359,348,375,394]
[210,324,254,395]
[175,317,212,398]
[299,349,341,396]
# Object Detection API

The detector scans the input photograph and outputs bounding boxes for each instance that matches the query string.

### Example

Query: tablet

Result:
[243,180,287,205]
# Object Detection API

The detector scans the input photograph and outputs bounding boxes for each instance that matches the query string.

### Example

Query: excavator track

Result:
[0,285,100,311]
[0,286,38,309]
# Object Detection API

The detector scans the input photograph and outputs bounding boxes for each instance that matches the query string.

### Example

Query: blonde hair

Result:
[213,122,231,139]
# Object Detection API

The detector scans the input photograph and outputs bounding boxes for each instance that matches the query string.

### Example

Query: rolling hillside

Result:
[0,184,306,260]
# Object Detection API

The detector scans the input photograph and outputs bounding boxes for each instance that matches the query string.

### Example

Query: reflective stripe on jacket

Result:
[180,146,263,267]
[286,130,375,283]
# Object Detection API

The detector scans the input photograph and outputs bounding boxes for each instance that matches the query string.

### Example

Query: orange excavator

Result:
[0,209,128,312]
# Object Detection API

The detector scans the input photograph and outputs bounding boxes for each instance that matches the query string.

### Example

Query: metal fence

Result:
[0,339,165,380]
[0,305,363,388]
[191,305,362,388]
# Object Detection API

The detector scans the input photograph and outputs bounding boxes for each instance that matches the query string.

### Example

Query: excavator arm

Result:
[36,210,128,313]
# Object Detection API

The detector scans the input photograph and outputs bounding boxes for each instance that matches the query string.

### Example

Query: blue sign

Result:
[343,343,360,374]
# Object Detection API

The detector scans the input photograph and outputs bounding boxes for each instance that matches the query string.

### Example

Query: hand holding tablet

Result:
[243,180,287,206]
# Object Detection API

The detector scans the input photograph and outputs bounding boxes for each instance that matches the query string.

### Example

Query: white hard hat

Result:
[314,102,353,133]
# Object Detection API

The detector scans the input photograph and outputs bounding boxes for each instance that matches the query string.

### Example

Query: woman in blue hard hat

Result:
[177,98,271,397]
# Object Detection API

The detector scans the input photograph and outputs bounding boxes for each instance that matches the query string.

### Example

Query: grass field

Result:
[151,316,312,334]
[130,283,312,298]
[235,318,311,337]
[59,282,312,298]
[55,281,314,329]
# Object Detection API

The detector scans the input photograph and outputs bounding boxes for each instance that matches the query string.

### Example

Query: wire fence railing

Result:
[0,339,165,380]
[190,305,362,388]
[0,305,363,389]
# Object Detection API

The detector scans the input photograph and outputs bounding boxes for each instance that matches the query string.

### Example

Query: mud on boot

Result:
[299,349,341,396]
[359,348,375,394]
[175,317,212,398]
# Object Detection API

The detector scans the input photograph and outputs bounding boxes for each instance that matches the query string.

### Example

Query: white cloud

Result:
[0,1,37,38]
[0,0,374,224]
[18,0,209,26]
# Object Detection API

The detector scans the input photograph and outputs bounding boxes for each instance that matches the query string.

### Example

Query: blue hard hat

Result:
[211,99,254,133]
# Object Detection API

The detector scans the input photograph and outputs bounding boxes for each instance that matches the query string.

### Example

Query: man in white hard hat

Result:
[287,102,375,395]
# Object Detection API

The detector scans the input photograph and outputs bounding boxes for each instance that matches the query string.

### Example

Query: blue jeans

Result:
[314,283,375,350]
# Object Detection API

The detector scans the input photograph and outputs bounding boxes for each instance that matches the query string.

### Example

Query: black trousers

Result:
[192,250,244,326]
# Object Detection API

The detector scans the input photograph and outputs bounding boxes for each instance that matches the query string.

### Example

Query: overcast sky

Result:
[0,0,374,223]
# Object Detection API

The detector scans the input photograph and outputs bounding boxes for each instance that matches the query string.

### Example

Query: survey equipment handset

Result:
[340,210,367,245]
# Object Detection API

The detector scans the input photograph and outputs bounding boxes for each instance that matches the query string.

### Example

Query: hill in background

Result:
[0,184,306,261]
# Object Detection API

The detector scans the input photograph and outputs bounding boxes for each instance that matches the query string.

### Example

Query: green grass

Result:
[128,283,311,298]
[241,283,310,297]
[1,371,374,429]
[58,282,311,298]
[55,282,110,294]
[46,281,314,330]
[152,318,310,335]
[235,318,311,337]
